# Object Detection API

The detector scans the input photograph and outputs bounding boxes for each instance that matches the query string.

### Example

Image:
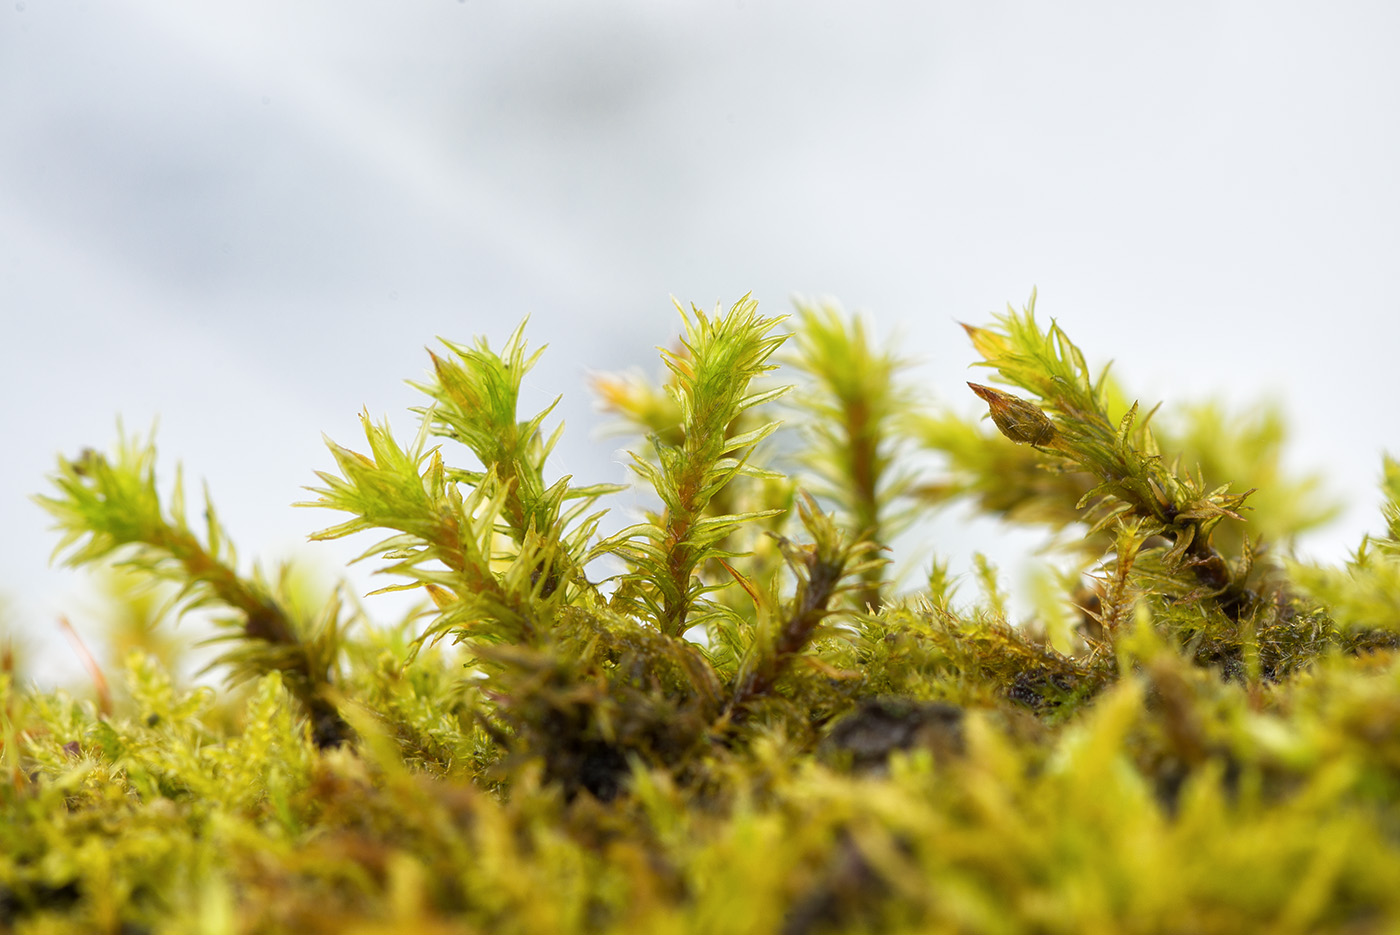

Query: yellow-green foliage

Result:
[7,294,1400,934]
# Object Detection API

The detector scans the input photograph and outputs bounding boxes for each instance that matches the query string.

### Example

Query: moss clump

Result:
[6,293,1400,933]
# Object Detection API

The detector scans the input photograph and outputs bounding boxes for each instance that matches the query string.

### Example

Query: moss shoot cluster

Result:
[6,294,1400,934]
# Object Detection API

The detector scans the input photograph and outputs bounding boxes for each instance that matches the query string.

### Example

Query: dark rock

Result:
[823,698,965,772]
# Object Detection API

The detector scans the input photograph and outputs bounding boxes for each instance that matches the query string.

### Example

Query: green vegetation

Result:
[6,293,1399,934]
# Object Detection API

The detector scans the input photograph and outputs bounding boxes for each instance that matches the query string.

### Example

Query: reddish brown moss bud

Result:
[967,382,1058,447]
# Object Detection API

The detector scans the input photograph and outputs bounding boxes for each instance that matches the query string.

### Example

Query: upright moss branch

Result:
[961,294,1255,619]
[411,322,621,601]
[37,431,351,747]
[728,493,882,715]
[301,413,549,645]
[601,296,790,639]
[786,303,918,610]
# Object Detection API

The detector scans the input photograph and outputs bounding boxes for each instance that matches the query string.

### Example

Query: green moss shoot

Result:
[6,293,1400,934]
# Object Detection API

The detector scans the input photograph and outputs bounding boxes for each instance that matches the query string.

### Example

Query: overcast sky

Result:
[4,2,1398,678]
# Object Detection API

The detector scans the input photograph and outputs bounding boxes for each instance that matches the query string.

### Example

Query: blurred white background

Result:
[4,1,1398,678]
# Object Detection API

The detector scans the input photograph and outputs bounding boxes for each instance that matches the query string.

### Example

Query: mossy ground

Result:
[5,295,1399,934]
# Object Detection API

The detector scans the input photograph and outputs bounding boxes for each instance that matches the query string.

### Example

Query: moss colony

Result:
[7,295,1400,934]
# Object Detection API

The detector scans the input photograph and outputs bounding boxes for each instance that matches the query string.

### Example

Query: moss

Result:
[9,292,1400,932]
